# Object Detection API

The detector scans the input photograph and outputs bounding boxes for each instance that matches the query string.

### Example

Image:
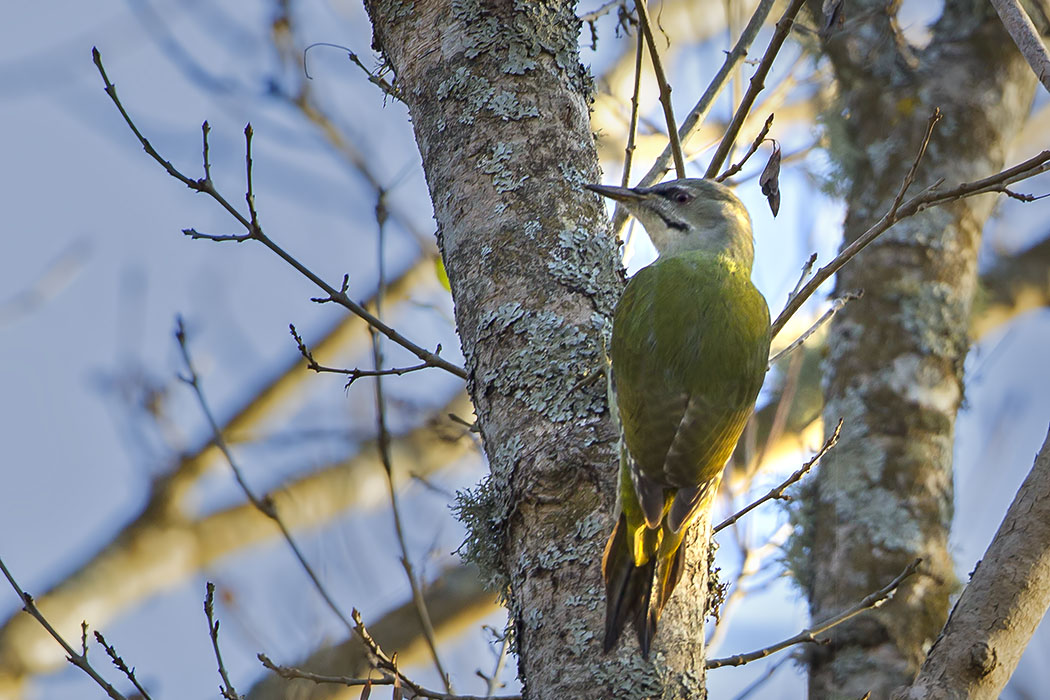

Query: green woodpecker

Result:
[586,178,771,657]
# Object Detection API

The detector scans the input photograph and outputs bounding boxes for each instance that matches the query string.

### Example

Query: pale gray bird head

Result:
[587,178,754,269]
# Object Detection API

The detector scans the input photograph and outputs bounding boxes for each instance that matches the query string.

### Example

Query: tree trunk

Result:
[795,3,1037,698]
[362,1,711,697]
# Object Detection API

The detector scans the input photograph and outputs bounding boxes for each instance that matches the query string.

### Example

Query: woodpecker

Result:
[587,178,771,657]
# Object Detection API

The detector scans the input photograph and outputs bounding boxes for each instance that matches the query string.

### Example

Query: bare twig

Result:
[257,653,520,700]
[0,555,127,700]
[890,109,942,215]
[990,0,1050,94]
[621,25,645,189]
[707,558,921,668]
[634,0,686,178]
[92,48,465,381]
[769,291,862,365]
[290,323,438,386]
[707,523,792,654]
[770,110,1050,339]
[704,0,806,179]
[786,253,818,303]
[480,625,512,698]
[716,114,775,182]
[370,190,451,691]
[204,583,241,700]
[579,0,628,23]
[303,42,397,97]
[94,631,154,700]
[714,419,842,534]
[621,0,776,209]
[174,318,356,636]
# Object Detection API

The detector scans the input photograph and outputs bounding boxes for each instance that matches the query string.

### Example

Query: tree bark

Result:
[795,3,1038,698]
[895,425,1050,699]
[362,1,711,697]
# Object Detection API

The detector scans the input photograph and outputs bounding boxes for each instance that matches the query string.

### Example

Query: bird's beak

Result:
[585,183,645,203]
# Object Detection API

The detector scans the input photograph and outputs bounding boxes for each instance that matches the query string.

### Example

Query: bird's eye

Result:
[673,191,692,204]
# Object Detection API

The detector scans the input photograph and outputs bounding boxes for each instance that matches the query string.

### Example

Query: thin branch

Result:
[94,631,154,700]
[257,653,520,700]
[704,0,806,179]
[990,0,1050,94]
[622,0,776,204]
[714,419,842,534]
[770,112,1050,339]
[370,190,451,691]
[579,0,627,23]
[302,42,398,97]
[0,555,127,700]
[92,48,465,381]
[768,291,862,365]
[480,625,512,698]
[786,253,818,304]
[716,114,775,182]
[174,318,356,636]
[707,558,921,668]
[634,0,686,178]
[621,25,645,189]
[205,583,242,700]
[289,323,438,386]
[706,523,792,654]
[890,109,942,216]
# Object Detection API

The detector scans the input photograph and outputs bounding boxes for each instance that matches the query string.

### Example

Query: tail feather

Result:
[604,513,699,658]
[650,539,687,634]
[602,513,656,655]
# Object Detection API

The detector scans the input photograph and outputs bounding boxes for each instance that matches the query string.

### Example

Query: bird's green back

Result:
[612,251,770,492]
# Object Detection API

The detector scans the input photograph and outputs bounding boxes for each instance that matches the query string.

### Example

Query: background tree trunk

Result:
[796,3,1038,697]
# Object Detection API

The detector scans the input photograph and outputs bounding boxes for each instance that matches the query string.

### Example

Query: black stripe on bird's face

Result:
[655,210,688,232]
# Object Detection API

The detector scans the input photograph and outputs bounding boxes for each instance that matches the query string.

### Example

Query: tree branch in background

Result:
[92,48,465,381]
[246,564,497,700]
[204,583,242,700]
[973,234,1050,338]
[0,556,128,700]
[175,318,356,636]
[620,24,645,189]
[634,0,686,178]
[94,631,153,700]
[897,426,1050,699]
[257,654,517,700]
[771,109,1050,339]
[290,323,439,387]
[0,386,474,688]
[714,419,842,534]
[703,0,806,179]
[612,0,777,231]
[716,113,775,182]
[371,191,451,690]
[991,0,1050,93]
[707,559,921,669]
[768,290,861,365]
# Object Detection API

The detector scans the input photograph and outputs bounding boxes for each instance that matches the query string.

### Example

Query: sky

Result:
[2,1,1049,699]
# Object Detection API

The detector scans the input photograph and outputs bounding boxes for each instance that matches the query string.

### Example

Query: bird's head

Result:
[586,178,754,268]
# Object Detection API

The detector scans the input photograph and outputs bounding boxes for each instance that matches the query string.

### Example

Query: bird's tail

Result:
[601,514,688,658]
